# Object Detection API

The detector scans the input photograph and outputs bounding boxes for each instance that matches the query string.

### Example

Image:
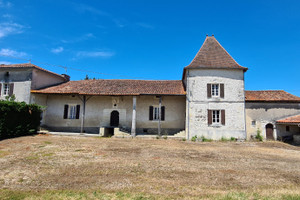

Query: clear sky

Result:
[0,0,299,96]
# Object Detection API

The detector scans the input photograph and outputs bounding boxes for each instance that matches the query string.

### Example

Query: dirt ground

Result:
[0,135,300,199]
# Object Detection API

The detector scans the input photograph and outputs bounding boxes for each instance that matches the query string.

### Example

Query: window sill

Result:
[210,123,222,128]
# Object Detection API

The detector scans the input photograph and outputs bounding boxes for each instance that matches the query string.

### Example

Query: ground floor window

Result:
[212,110,220,124]
[63,104,80,119]
[208,109,225,125]
[149,106,165,121]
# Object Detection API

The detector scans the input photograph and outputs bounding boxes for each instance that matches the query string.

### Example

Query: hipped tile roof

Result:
[185,36,247,71]
[0,63,67,80]
[245,90,300,102]
[31,79,186,96]
[277,115,300,124]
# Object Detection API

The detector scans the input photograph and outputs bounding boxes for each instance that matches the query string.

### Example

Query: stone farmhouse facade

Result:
[1,36,299,140]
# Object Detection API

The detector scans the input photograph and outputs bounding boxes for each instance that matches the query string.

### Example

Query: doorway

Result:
[110,110,119,127]
[265,123,274,140]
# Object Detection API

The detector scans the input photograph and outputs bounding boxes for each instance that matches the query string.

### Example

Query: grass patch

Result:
[44,141,52,144]
[0,150,9,158]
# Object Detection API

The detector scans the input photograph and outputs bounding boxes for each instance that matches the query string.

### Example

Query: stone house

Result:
[1,36,299,140]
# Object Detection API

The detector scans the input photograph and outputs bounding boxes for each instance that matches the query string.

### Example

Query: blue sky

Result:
[0,0,299,96]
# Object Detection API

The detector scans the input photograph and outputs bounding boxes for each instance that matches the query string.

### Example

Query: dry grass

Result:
[0,135,300,199]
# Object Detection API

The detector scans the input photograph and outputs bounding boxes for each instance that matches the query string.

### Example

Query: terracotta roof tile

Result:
[31,79,186,96]
[185,36,247,71]
[245,90,300,102]
[0,63,67,80]
[277,115,300,124]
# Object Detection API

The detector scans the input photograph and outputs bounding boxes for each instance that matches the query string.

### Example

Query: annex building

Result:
[1,36,300,140]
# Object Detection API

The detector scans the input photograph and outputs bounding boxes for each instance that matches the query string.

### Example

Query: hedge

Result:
[0,100,43,140]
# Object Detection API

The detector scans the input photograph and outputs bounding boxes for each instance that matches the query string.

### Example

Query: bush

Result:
[191,135,197,142]
[0,100,42,140]
[255,128,263,141]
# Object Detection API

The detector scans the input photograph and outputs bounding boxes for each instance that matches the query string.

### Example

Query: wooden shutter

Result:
[221,110,225,125]
[149,106,153,120]
[76,105,80,119]
[208,110,212,125]
[207,84,211,98]
[63,105,69,119]
[220,84,224,98]
[9,83,14,96]
[0,83,2,96]
[161,106,165,121]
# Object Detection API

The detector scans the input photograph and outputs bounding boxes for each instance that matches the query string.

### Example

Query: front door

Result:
[110,111,119,127]
[266,124,274,140]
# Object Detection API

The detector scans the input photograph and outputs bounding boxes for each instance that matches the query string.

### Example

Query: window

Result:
[63,104,80,119]
[252,120,256,126]
[212,84,219,97]
[3,83,9,96]
[207,83,224,98]
[212,110,220,124]
[153,107,159,120]
[69,105,77,119]
[286,126,290,132]
[149,106,165,121]
[208,109,225,125]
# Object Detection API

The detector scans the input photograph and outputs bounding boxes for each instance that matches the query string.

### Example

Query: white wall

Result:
[37,94,186,133]
[31,69,66,90]
[186,69,246,140]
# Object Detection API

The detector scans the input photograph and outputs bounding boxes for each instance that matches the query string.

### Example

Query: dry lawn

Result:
[0,135,300,199]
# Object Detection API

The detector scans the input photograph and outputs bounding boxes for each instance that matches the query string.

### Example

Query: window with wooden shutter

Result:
[207,84,212,98]
[76,105,80,119]
[208,110,212,125]
[220,84,224,98]
[221,110,225,125]
[161,106,165,121]
[63,105,69,119]
[149,106,153,120]
[9,83,14,96]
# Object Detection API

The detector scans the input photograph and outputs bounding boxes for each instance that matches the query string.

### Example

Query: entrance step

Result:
[174,130,186,138]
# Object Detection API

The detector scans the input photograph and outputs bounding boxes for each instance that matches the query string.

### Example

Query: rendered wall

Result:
[31,69,66,89]
[245,102,300,139]
[0,68,32,103]
[185,69,246,140]
[38,94,186,134]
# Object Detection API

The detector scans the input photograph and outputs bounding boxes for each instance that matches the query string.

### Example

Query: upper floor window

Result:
[149,106,165,121]
[211,84,219,97]
[207,83,224,98]
[0,83,14,97]
[3,83,9,96]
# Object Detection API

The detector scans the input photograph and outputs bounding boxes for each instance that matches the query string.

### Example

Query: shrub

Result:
[201,136,212,142]
[0,100,42,140]
[191,135,197,142]
[255,128,263,141]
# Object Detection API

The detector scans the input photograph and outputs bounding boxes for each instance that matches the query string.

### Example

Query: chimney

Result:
[61,74,70,82]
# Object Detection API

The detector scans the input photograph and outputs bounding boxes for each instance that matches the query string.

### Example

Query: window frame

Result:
[211,84,220,98]
[3,83,9,96]
[212,110,221,124]
[68,104,78,119]
[153,106,160,121]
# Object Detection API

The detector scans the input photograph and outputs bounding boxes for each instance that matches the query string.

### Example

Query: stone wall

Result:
[185,69,246,140]
[245,102,300,139]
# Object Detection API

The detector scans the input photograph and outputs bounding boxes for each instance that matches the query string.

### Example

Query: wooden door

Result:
[266,124,274,140]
